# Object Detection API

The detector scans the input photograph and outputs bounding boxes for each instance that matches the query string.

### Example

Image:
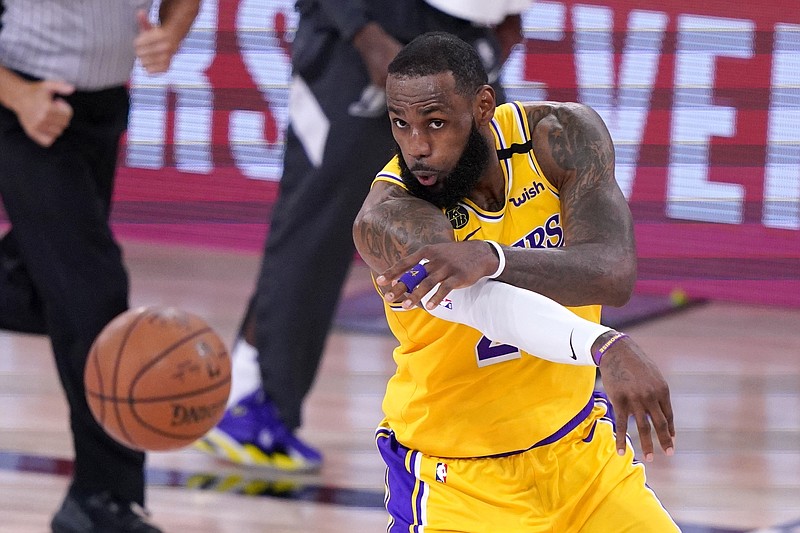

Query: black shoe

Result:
[51,491,162,533]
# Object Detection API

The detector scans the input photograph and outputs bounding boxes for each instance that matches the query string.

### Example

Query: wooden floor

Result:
[1,240,798,533]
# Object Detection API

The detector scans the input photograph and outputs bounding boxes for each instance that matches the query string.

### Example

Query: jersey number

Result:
[476,336,521,367]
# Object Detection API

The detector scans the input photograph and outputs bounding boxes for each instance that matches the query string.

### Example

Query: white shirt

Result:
[423,0,533,25]
[0,0,154,90]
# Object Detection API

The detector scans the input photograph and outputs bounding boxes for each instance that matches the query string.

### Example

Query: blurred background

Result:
[113,0,799,309]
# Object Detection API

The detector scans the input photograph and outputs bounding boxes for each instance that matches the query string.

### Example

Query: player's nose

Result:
[407,128,432,160]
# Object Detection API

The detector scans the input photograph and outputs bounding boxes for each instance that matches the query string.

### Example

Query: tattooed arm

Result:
[353,179,496,281]
[353,176,613,366]
[497,102,637,307]
[353,176,675,462]
[371,103,636,309]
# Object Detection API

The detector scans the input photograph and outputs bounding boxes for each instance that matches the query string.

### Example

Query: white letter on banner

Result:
[572,6,667,198]
[763,23,800,230]
[667,15,753,224]
[126,0,217,173]
[500,1,565,103]
[230,0,297,181]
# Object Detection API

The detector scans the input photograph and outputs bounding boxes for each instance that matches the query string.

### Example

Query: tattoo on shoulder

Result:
[544,104,613,186]
[523,103,628,251]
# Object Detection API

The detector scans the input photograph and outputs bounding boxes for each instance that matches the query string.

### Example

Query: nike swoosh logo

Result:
[463,228,481,241]
[569,329,577,360]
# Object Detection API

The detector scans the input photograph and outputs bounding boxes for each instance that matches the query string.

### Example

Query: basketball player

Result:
[200,0,531,472]
[352,32,680,531]
[0,2,200,531]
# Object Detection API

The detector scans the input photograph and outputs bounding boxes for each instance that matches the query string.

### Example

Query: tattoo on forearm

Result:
[357,187,452,271]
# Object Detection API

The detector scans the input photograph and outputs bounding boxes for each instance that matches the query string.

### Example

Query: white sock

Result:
[227,336,262,407]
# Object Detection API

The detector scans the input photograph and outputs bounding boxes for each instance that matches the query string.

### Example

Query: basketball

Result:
[84,306,231,452]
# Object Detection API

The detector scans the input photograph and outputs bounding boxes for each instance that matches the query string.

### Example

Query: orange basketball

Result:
[84,306,231,452]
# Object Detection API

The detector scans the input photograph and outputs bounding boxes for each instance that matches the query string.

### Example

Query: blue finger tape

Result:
[398,262,429,292]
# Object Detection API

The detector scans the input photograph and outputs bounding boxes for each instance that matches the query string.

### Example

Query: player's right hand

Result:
[15,80,74,147]
[377,240,500,310]
[352,22,403,89]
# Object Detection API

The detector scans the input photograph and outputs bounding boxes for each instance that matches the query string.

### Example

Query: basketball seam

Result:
[87,375,231,446]
[86,376,231,404]
[128,326,214,395]
[112,309,150,450]
[130,385,230,442]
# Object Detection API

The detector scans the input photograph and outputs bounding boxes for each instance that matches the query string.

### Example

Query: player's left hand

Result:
[494,14,524,62]
[376,240,500,309]
[134,10,181,74]
[599,338,675,462]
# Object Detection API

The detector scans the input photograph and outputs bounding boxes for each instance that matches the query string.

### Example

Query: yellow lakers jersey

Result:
[373,102,602,458]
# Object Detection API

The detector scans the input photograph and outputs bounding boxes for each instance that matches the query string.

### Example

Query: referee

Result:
[0,1,200,531]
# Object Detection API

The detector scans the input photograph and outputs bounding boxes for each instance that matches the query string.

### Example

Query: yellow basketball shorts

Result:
[375,393,680,532]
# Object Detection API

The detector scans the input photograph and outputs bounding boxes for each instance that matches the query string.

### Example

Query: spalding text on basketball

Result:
[171,399,227,427]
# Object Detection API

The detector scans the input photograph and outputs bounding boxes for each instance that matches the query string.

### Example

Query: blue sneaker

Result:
[196,390,322,472]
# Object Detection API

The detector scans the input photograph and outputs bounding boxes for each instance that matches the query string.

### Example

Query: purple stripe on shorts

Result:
[413,454,425,533]
[591,390,617,427]
[377,431,424,532]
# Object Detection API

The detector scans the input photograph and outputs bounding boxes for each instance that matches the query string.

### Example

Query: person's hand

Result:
[494,14,524,62]
[135,9,181,74]
[14,80,74,147]
[599,336,675,462]
[352,22,403,89]
[375,240,500,309]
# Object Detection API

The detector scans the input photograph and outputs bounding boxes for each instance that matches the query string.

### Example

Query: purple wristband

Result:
[398,262,429,292]
[592,332,628,366]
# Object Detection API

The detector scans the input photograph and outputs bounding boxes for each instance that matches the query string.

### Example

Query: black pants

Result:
[0,84,145,504]
[248,1,508,430]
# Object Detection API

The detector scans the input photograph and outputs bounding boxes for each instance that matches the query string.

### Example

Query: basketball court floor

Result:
[1,240,798,532]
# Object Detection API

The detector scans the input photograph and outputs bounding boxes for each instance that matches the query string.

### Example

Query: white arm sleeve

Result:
[420,279,613,366]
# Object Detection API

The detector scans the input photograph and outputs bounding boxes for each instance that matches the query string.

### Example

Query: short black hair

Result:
[387,32,488,97]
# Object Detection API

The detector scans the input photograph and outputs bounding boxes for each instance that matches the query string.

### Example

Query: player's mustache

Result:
[408,163,439,173]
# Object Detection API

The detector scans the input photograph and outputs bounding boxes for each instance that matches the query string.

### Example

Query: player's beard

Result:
[397,121,491,210]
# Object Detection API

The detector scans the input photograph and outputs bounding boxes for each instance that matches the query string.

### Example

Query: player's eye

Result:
[392,118,408,128]
[430,120,444,130]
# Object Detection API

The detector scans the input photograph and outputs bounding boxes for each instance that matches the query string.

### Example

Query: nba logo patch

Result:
[439,298,453,310]
[435,462,447,483]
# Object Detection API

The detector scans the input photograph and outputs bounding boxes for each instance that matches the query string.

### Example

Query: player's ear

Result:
[474,85,496,125]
